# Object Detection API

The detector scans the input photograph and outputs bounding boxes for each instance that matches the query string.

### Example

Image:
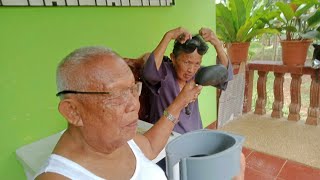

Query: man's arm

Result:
[152,27,192,70]
[199,27,229,68]
[134,81,202,160]
[199,27,233,90]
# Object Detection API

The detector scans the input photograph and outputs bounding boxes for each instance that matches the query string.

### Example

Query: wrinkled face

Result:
[75,55,140,153]
[171,50,202,82]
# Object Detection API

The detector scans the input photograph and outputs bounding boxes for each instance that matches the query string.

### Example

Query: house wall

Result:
[0,1,216,178]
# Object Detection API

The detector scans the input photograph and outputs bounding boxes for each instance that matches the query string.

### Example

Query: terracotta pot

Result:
[226,42,250,65]
[280,40,312,66]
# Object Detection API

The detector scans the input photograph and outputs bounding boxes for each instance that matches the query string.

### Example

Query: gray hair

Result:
[56,46,118,93]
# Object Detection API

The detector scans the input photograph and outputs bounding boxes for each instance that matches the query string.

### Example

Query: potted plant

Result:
[216,0,279,64]
[273,0,320,66]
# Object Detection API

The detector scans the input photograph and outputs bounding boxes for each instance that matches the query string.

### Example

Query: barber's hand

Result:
[165,27,192,44]
[199,27,222,47]
[177,81,203,107]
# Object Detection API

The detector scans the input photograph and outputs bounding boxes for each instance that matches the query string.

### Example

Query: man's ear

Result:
[170,53,177,66]
[58,99,83,127]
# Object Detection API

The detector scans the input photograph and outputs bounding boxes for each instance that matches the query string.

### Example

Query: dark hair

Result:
[172,34,209,57]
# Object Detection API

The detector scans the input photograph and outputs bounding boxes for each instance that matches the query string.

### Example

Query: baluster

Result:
[288,74,302,121]
[306,74,320,125]
[243,69,254,113]
[255,71,268,115]
[272,72,284,118]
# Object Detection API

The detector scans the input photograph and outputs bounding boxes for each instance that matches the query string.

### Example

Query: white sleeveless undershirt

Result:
[34,139,167,180]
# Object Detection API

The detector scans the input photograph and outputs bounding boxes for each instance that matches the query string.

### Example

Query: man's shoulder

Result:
[35,172,68,180]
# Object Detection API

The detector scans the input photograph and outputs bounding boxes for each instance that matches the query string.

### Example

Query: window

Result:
[0,0,175,7]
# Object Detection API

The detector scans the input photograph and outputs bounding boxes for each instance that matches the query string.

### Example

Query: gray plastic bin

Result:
[165,129,245,180]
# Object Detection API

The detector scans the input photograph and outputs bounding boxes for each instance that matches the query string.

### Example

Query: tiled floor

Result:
[243,147,320,180]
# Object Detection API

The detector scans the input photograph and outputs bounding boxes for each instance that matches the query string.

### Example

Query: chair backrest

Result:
[124,54,152,123]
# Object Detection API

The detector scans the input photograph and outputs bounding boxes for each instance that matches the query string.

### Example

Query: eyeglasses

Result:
[56,82,142,102]
[182,35,208,55]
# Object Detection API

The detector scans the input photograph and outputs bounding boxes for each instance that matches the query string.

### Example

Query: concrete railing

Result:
[242,60,320,125]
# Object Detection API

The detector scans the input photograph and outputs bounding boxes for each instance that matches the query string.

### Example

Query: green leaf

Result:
[295,3,314,18]
[245,29,279,42]
[216,0,280,42]
[236,21,253,42]
[236,12,264,42]
[292,0,319,5]
[236,6,274,42]
[216,3,236,42]
[308,9,320,29]
[284,26,298,32]
[229,0,246,32]
[216,25,232,42]
[243,0,254,21]
[276,2,294,22]
[301,30,320,39]
[262,10,281,22]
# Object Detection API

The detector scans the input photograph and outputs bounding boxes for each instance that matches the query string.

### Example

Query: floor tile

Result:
[245,167,275,180]
[278,160,320,180]
[246,151,286,177]
[242,147,253,158]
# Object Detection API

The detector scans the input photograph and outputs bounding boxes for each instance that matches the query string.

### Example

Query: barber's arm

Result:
[134,81,202,160]
[152,27,192,70]
[199,27,229,68]
[199,27,233,90]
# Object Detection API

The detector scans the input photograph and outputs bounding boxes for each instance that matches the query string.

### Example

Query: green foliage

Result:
[273,0,320,40]
[216,0,279,43]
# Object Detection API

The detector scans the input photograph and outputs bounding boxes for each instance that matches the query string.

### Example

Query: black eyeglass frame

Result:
[56,82,142,97]
[56,90,111,97]
[173,34,209,56]
[183,35,208,55]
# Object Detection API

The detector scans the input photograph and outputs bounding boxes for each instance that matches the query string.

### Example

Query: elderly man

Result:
[35,46,202,180]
